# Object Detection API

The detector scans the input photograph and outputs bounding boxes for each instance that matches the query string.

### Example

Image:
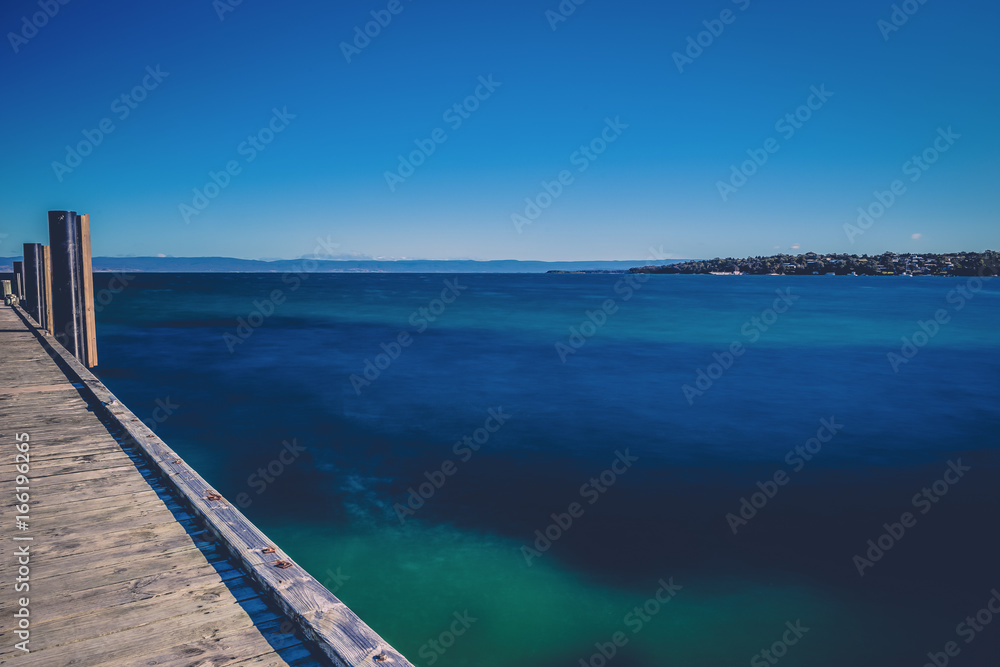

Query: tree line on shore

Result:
[630,251,999,276]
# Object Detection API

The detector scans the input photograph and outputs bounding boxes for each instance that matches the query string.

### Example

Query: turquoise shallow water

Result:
[92,273,1000,666]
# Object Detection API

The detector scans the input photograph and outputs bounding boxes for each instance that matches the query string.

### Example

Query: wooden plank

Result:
[9,600,281,667]
[26,492,175,529]
[27,488,161,518]
[31,549,240,608]
[3,436,134,462]
[27,500,193,542]
[0,450,135,482]
[9,469,170,508]
[28,574,273,650]
[34,531,221,582]
[9,468,165,507]
[0,383,77,396]
[29,571,251,635]
[7,463,139,486]
[78,213,98,368]
[41,243,53,334]
[30,515,200,560]
[10,477,171,511]
[28,540,230,590]
[23,459,145,483]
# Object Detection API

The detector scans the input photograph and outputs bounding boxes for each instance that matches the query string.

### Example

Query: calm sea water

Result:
[91,273,1000,667]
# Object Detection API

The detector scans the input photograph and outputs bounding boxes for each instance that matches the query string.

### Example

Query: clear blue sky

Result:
[1,0,997,261]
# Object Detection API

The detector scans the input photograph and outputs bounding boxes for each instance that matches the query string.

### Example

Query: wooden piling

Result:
[12,260,24,301]
[42,243,54,335]
[79,213,98,367]
[22,242,44,324]
[48,210,84,357]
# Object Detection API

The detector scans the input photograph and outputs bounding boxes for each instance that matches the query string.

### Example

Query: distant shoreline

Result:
[0,257,679,274]
[628,250,998,277]
[2,251,996,276]
[549,271,986,277]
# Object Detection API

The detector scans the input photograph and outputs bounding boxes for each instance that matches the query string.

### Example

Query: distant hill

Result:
[0,256,683,274]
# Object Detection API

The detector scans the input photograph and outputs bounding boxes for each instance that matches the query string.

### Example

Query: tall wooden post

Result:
[42,245,54,336]
[48,210,84,358]
[12,260,24,301]
[22,243,45,325]
[79,214,98,367]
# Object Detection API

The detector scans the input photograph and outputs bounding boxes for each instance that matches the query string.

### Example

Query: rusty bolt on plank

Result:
[273,560,293,569]
[205,492,223,501]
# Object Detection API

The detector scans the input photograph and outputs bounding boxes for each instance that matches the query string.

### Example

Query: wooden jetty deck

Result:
[0,305,412,667]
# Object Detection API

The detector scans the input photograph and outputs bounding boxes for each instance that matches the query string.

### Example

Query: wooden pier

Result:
[0,305,412,667]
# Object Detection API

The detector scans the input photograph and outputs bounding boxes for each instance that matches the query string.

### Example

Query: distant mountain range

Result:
[0,256,682,274]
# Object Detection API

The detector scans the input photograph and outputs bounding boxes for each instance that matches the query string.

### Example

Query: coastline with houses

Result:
[628,250,999,277]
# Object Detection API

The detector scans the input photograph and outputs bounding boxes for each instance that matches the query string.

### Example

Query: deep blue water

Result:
[91,272,1000,666]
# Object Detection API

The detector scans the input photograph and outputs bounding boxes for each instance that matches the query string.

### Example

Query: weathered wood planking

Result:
[41,245,53,335]
[1,304,414,667]
[0,305,330,667]
[78,214,98,368]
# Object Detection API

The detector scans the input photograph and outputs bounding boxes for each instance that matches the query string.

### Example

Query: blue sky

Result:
[1,0,997,261]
